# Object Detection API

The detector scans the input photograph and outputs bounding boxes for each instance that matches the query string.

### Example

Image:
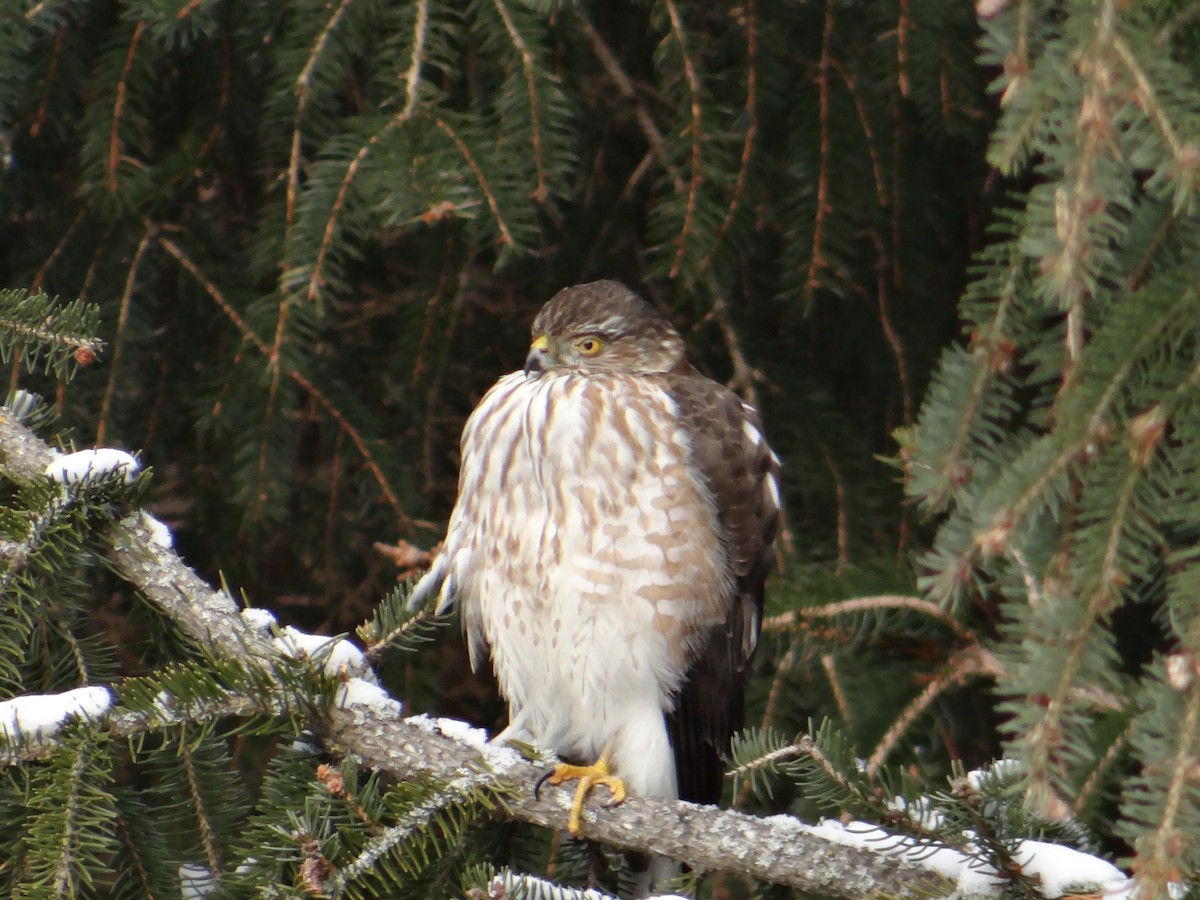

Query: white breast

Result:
[432,370,728,797]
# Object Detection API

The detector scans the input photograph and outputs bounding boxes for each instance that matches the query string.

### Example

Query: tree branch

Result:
[0,408,974,897]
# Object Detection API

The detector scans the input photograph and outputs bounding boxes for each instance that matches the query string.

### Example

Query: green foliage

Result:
[0,290,103,381]
[11,735,119,899]
[904,0,1200,889]
[225,752,515,897]
[9,0,1200,895]
[0,0,988,613]
[357,582,449,663]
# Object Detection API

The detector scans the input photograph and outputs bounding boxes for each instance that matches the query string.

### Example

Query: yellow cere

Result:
[530,335,549,352]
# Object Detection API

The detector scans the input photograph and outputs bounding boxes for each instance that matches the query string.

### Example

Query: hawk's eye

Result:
[575,336,603,356]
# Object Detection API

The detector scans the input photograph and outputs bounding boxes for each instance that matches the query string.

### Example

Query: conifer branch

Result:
[1134,662,1200,895]
[707,288,759,407]
[401,0,429,120]
[698,0,757,274]
[108,21,146,196]
[763,594,972,642]
[157,237,423,532]
[818,441,849,570]
[306,112,410,306]
[805,0,834,297]
[1026,457,1143,816]
[870,231,913,425]
[663,0,703,280]
[180,742,223,878]
[758,642,800,734]
[158,238,267,354]
[97,228,153,446]
[1110,36,1189,179]
[867,643,1004,777]
[288,0,357,229]
[925,252,1022,510]
[296,0,432,308]
[491,0,548,203]
[831,60,887,209]
[419,111,515,248]
[23,0,53,22]
[0,289,103,379]
[574,9,682,191]
[31,202,91,293]
[980,302,1178,555]
[821,653,853,725]
[1072,715,1129,818]
[0,412,954,898]
[58,739,89,892]
[0,694,275,767]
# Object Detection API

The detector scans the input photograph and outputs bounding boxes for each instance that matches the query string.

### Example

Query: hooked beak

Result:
[524,335,551,377]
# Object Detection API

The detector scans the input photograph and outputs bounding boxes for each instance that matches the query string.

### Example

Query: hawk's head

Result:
[525,281,686,377]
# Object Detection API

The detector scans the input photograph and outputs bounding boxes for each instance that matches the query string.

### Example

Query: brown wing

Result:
[664,369,781,804]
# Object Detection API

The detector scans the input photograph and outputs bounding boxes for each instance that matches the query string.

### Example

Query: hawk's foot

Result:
[534,757,626,836]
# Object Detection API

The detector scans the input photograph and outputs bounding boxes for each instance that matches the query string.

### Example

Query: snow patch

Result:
[434,716,489,750]
[802,818,1130,898]
[335,677,401,714]
[45,448,139,484]
[240,607,277,632]
[274,625,374,682]
[0,685,112,742]
[139,511,173,547]
[1015,840,1126,896]
[179,864,216,898]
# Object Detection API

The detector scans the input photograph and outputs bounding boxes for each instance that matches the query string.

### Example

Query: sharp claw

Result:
[534,769,555,800]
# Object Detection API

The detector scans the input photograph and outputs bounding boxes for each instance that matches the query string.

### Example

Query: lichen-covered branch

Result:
[0,407,952,897]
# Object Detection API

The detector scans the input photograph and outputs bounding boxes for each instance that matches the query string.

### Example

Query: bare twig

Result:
[573,8,684,192]
[866,644,1004,777]
[763,594,972,643]
[157,237,427,532]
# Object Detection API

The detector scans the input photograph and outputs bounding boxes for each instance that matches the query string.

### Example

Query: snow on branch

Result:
[0,686,111,742]
[0,409,1131,898]
[45,447,139,484]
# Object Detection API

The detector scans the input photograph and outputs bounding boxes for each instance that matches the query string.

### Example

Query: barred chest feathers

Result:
[435,369,729,796]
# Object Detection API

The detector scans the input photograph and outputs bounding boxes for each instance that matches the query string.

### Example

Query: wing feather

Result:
[664,370,781,804]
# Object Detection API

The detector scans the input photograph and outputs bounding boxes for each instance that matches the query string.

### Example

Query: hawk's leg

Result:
[535,754,627,836]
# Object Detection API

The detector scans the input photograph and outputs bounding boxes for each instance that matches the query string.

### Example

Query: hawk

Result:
[412,280,780,838]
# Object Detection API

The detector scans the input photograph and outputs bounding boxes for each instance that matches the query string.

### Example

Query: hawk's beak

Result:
[524,335,551,377]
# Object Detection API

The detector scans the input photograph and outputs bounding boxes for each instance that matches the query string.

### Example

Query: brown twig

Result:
[805,0,835,297]
[305,0,429,306]
[866,644,1004,777]
[491,0,547,202]
[97,228,154,446]
[420,111,515,248]
[574,8,683,192]
[699,0,758,274]
[108,21,146,195]
[763,594,972,643]
[707,290,760,408]
[663,0,704,279]
[818,441,849,571]
[158,237,424,533]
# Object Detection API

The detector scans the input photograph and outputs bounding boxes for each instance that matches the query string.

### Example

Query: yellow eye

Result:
[576,336,603,356]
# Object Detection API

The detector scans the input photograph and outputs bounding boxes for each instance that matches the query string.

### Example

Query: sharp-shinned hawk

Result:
[412,280,781,839]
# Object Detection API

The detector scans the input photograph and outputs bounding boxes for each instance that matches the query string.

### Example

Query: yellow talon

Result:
[536,756,627,836]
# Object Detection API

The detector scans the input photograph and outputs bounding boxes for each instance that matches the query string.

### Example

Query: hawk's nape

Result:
[411,280,781,859]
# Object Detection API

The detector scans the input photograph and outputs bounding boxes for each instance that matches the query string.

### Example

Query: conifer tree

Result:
[3,0,1199,897]
[900,0,1200,891]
